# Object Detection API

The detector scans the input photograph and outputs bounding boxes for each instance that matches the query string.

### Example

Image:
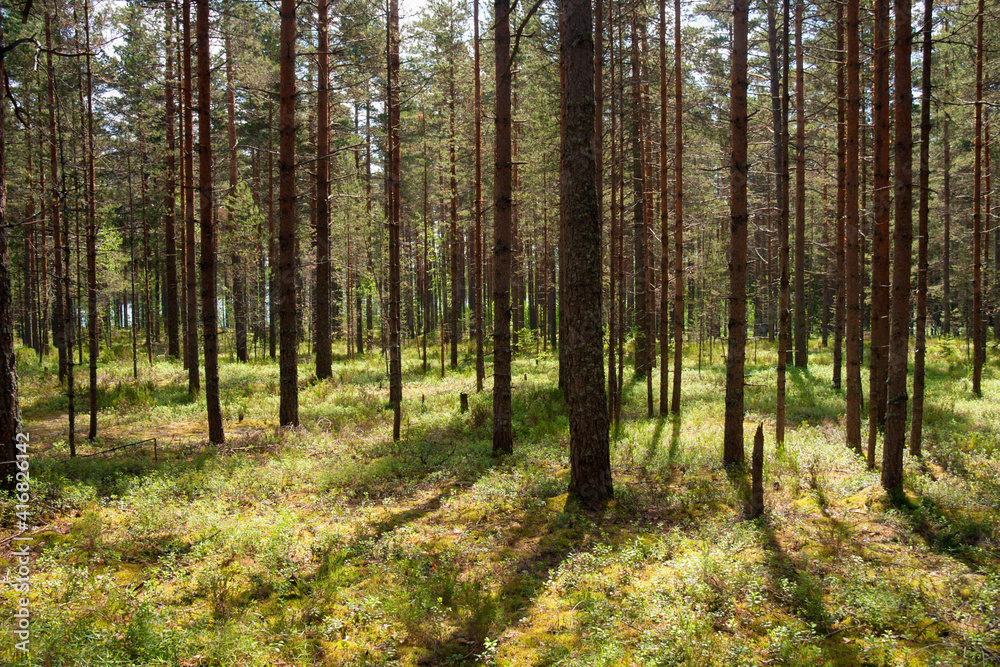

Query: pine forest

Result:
[1,0,1000,664]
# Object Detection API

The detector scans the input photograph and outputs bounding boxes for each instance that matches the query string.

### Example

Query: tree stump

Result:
[750,422,765,519]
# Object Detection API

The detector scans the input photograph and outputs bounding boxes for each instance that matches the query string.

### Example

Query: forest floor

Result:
[1,335,999,666]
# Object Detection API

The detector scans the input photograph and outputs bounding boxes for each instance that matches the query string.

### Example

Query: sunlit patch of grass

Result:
[3,335,999,666]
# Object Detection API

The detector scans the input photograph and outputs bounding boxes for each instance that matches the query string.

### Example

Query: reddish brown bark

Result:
[724,0,749,467]
[882,0,914,493]
[278,0,299,426]
[493,0,514,455]
[868,0,891,467]
[911,0,933,456]
[197,0,223,444]
[562,0,612,508]
[316,0,332,379]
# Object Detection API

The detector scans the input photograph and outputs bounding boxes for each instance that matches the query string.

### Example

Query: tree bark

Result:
[85,0,98,441]
[1,35,24,493]
[793,0,807,367]
[868,0,891,466]
[183,0,199,393]
[724,0,749,468]
[833,2,845,392]
[911,0,933,457]
[316,0,332,379]
[671,0,684,414]
[197,0,224,444]
[474,0,485,392]
[388,0,403,440]
[278,0,299,426]
[561,0,612,509]
[658,0,670,415]
[972,0,984,397]
[845,0,862,454]
[493,0,514,455]
[882,0,913,493]
[162,0,177,358]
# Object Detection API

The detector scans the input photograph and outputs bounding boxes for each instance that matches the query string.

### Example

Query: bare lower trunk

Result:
[724,0,749,468]
[278,0,299,426]
[562,0,612,508]
[493,0,514,455]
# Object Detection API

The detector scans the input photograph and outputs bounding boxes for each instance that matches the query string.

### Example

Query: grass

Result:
[1,333,999,666]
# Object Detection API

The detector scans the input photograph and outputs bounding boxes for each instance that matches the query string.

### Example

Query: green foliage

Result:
[5,339,1000,667]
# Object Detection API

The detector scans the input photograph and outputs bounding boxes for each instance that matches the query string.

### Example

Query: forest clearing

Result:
[1,338,999,666]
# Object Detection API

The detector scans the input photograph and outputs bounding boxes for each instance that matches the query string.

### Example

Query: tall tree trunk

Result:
[0,38,23,493]
[658,0,670,415]
[868,0,891,466]
[493,0,514,455]
[84,0,98,441]
[46,12,66,383]
[268,103,276,360]
[608,12,618,419]
[882,0,913,493]
[388,0,402,440]
[793,0,807,367]
[911,0,933,456]
[164,0,180,359]
[671,0,684,414]
[833,2,845,391]
[562,0,612,508]
[724,0,750,467]
[226,26,248,364]
[972,0,984,396]
[474,0,485,392]
[450,68,459,369]
[845,0,863,454]
[183,0,199,393]
[278,0,299,426]
[198,0,224,444]
[631,6,648,377]
[316,0,332,378]
[768,0,788,445]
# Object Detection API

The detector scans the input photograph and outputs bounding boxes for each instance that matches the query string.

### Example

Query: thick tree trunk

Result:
[561,0,612,509]
[845,0,862,454]
[163,2,179,359]
[493,0,514,455]
[868,0,891,466]
[658,0,670,415]
[833,3,845,392]
[84,1,98,441]
[1,40,23,493]
[608,13,618,420]
[388,0,403,440]
[631,8,648,377]
[882,0,913,493]
[278,0,299,426]
[197,0,224,444]
[724,0,749,467]
[474,0,485,392]
[315,0,332,379]
[183,0,199,393]
[450,70,459,369]
[671,0,684,414]
[911,0,933,456]
[793,0,807,367]
[972,0,984,396]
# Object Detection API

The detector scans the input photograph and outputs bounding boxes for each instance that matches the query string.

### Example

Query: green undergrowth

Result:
[2,335,999,666]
